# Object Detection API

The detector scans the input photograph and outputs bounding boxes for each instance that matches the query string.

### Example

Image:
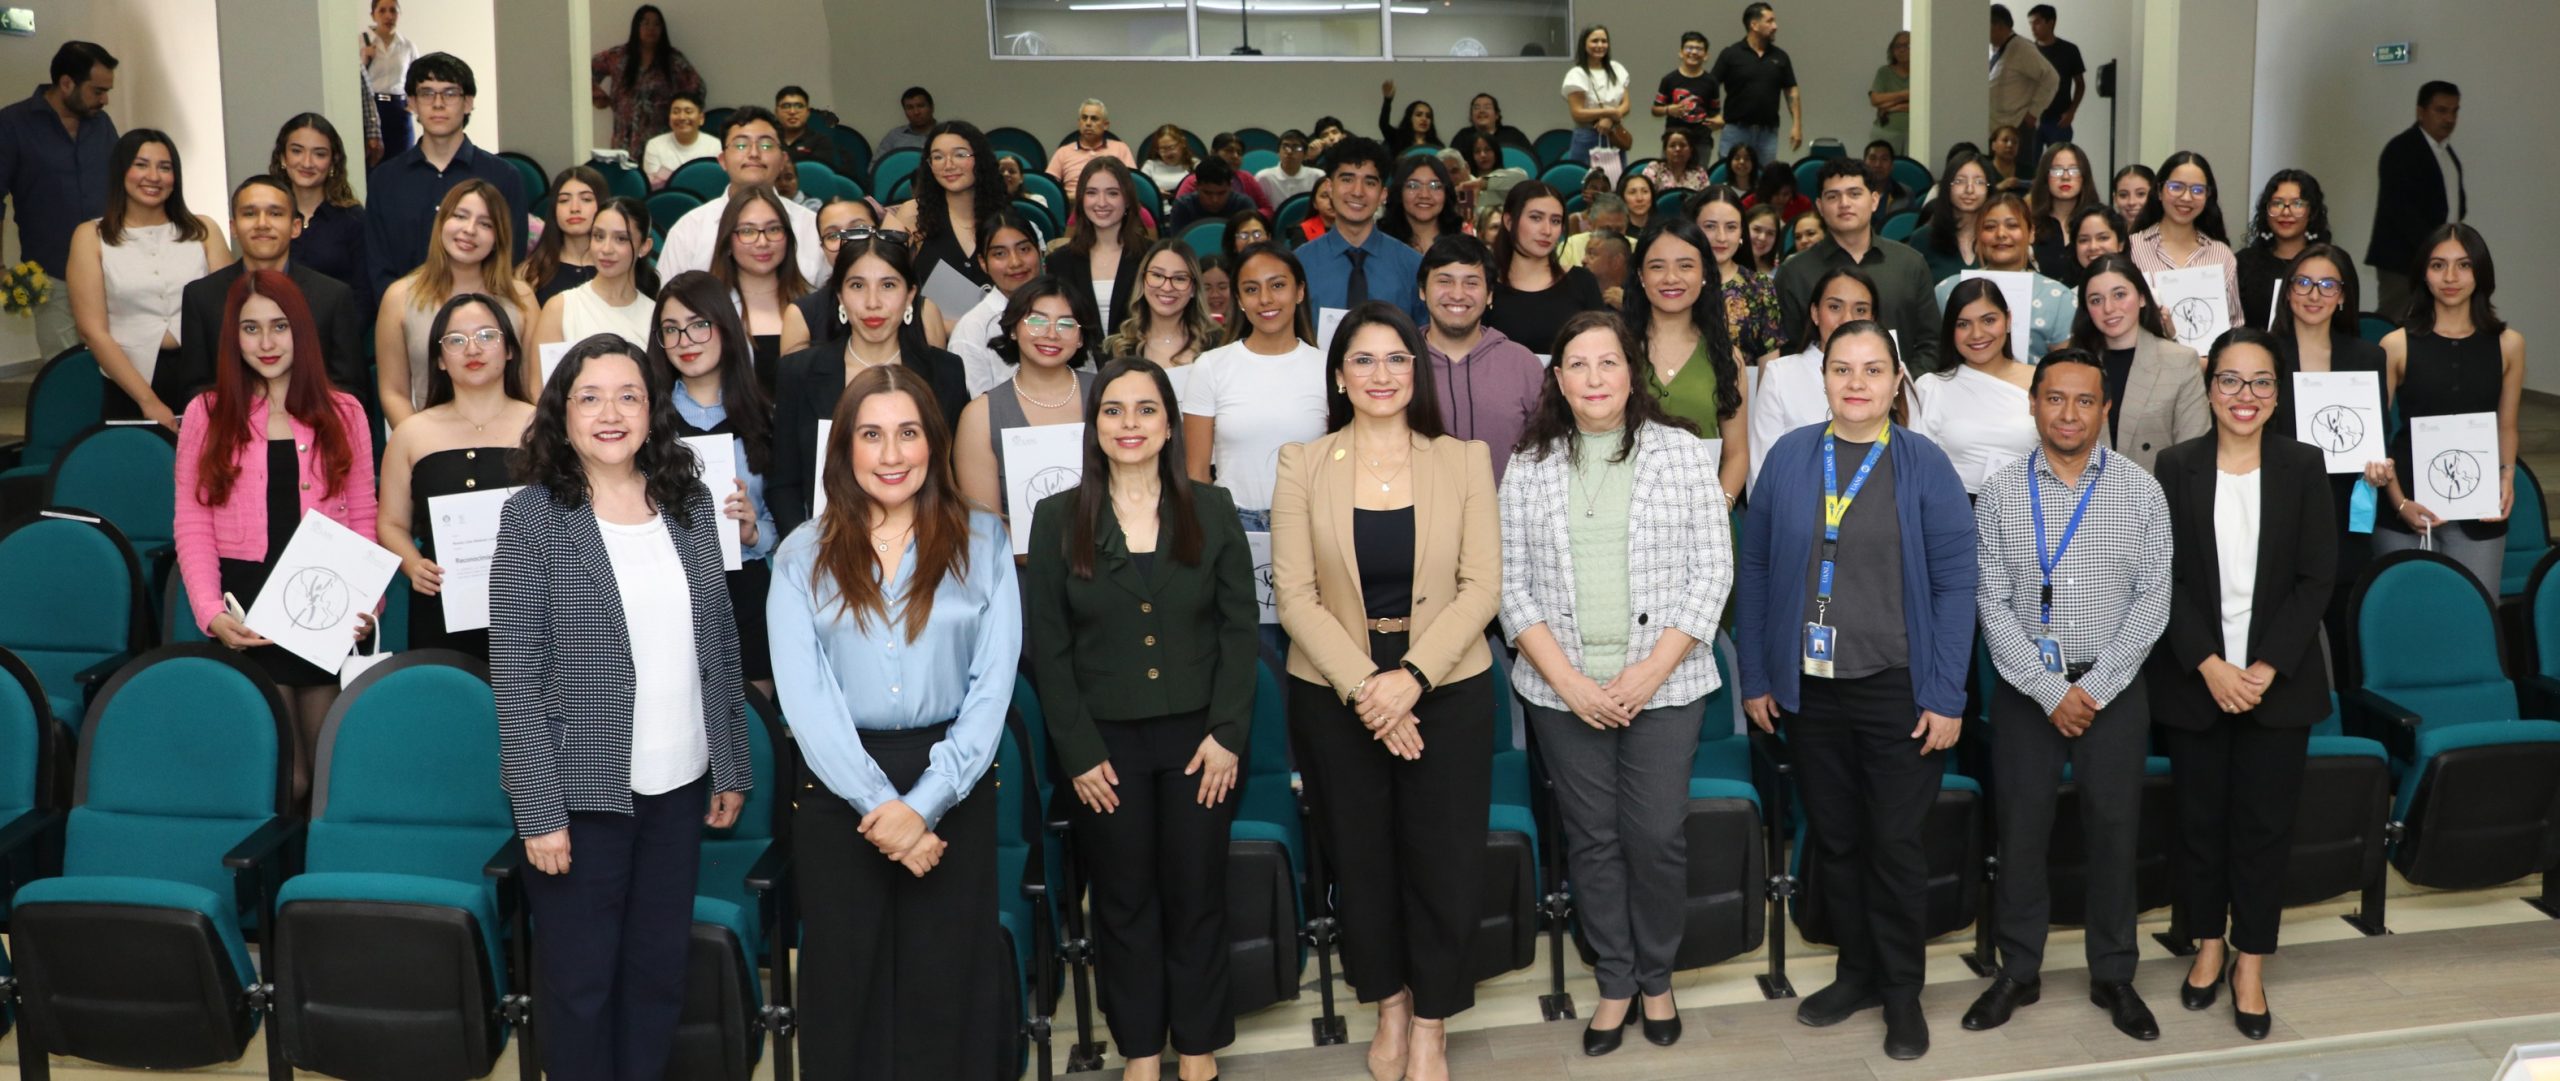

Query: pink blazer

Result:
[173,390,378,633]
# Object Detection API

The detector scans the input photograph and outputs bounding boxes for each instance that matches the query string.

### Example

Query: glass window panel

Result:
[1196,0,1384,58]
[991,0,1190,58]
[1391,0,1571,59]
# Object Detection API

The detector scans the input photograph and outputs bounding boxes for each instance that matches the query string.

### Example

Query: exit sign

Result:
[2375,42,2411,64]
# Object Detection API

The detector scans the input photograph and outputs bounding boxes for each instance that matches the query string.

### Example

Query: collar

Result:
[2033,445,2106,489]
[2422,129,2453,153]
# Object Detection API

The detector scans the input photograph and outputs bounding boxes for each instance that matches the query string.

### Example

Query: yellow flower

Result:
[11,289,25,306]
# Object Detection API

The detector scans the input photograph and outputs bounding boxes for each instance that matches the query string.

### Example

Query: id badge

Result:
[1802,622,1838,678]
[2034,636,2066,675]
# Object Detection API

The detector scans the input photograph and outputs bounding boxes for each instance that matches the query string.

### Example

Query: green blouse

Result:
[1650,338,1726,436]
[1568,428,1637,680]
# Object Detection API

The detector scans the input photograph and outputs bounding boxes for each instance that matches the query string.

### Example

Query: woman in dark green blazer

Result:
[1025,356,1258,1081]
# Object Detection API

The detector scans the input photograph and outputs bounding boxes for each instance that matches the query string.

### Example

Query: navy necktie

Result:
[1343,247,1370,308]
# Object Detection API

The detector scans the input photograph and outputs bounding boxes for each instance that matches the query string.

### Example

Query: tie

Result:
[1343,247,1370,308]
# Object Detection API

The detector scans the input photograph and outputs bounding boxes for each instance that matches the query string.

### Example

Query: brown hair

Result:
[406,179,518,311]
[811,365,975,642]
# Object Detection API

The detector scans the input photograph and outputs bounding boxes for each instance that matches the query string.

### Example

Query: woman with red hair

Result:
[173,269,377,799]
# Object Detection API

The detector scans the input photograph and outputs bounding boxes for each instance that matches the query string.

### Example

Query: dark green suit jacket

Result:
[1025,481,1259,777]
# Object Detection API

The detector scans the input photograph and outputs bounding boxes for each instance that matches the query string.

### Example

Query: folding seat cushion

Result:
[2389,719,2560,890]
[2354,553,2517,744]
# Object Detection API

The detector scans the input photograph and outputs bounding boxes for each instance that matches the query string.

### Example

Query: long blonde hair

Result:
[1103,239,1218,362]
[406,179,519,311]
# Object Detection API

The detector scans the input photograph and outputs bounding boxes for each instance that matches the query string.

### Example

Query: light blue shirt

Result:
[1296,226,1427,323]
[674,380,779,561]
[766,510,1021,827]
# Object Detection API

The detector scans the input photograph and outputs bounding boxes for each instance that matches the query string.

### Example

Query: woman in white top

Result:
[377,179,538,427]
[535,197,660,373]
[69,129,231,427]
[1747,265,1877,494]
[643,90,719,191]
[2129,150,2244,332]
[1139,125,1197,196]
[1932,194,2078,360]
[1182,245,1324,534]
[1561,25,1633,166]
[359,0,419,162]
[1912,277,2040,493]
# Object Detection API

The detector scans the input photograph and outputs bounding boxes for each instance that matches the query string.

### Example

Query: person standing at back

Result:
[358,0,416,166]
[1708,3,1801,162]
[1652,31,1723,144]
[589,5,704,161]
[1989,5,2058,177]
[0,41,118,359]
[2366,81,2464,320]
[2027,6,2085,152]
[365,52,530,298]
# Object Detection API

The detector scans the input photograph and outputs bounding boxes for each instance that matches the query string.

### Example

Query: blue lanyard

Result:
[2028,447,2106,626]
[1816,425,1891,617]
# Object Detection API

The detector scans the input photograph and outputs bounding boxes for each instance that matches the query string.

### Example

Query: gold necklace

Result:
[454,401,507,433]
[1358,434,1410,492]
[869,521,914,554]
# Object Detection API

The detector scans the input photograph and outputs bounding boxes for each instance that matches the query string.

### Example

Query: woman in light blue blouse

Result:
[1934,193,2078,361]
[767,363,1022,1078]
[649,271,781,692]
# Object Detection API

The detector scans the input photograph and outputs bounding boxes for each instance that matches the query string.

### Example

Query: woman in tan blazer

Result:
[2070,253,2210,472]
[1271,301,1501,1081]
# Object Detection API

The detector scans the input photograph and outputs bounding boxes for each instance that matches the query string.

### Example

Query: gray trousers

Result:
[1526,699,1703,999]
[1989,678,2149,986]
[2372,524,2504,600]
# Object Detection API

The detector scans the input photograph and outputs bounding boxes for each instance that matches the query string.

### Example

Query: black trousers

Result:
[1288,635,1495,1021]
[1073,712,1240,1057]
[2159,716,2309,955]
[795,723,1011,1080]
[520,775,706,1081]
[1786,667,1942,1003]
[1989,679,2149,985]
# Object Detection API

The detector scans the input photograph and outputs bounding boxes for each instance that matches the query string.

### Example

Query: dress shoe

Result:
[2090,981,2161,1040]
[2233,971,2272,1040]
[1795,980,1883,1028]
[2179,955,2227,1011]
[1882,999,1930,1060]
[1581,1017,1625,1056]
[1960,977,2040,1031]
[1641,1010,1682,1047]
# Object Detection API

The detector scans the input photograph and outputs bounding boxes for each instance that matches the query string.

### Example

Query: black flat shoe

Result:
[2180,955,2227,1011]
[1882,999,1930,1061]
[1641,1011,1682,1047]
[1582,1018,1626,1057]
[1961,976,2040,1031]
[2090,981,2160,1041]
[1795,980,1883,1028]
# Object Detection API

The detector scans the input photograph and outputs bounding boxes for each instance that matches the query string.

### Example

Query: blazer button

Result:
[465,477,478,488]
[466,449,478,460]
[301,481,311,491]
[1144,635,1156,646]
[1140,602,1153,614]
[1637,613,1648,625]
[1147,668,1160,680]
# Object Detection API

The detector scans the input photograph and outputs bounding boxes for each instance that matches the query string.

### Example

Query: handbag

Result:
[340,620,392,688]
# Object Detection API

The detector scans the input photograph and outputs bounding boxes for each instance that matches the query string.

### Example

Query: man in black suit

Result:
[171,175,365,408]
[2366,81,2463,320]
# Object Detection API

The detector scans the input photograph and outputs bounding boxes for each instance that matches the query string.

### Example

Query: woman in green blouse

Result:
[1624,216,1749,500]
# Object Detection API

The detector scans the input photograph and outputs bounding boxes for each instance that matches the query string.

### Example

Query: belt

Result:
[374,93,405,102]
[2065,661,2094,681]
[1365,616,1411,634]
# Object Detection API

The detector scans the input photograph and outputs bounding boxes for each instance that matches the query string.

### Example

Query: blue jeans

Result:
[1236,507,1290,666]
[1566,125,1601,166]
[1719,124,1781,170]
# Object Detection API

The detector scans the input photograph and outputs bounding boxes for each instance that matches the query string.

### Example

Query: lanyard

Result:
[2028,446,2106,626]
[1815,424,1891,620]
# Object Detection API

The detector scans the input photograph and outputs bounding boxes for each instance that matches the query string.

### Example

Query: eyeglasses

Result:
[1144,269,1193,288]
[438,327,505,353]
[731,222,789,242]
[822,226,908,247]
[2211,373,2278,399]
[2290,275,2343,297]
[2047,166,2083,178]
[1403,179,1445,193]
[726,137,780,154]
[1344,353,1416,374]
[658,318,715,346]
[2267,198,2308,212]
[413,87,468,104]
[570,389,648,416]
[2162,180,2210,198]
[1021,315,1082,336]
[1948,177,1988,192]
[928,148,977,165]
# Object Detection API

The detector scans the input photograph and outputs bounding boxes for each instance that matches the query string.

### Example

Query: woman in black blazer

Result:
[491,334,754,1081]
[768,234,972,540]
[1025,357,1258,1081]
[2268,243,2385,673]
[2141,326,2334,1043]
[1049,156,1150,336]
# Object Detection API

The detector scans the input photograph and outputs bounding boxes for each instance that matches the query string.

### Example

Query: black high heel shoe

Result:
[2232,962,2272,1040]
[1583,1016,1627,1056]
[2179,950,2228,1011]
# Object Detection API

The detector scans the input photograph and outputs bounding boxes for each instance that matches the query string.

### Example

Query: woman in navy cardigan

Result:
[1736,321,1977,1061]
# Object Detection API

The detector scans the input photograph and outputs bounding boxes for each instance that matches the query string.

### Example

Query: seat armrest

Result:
[2344,687,2422,738]
[222,815,305,872]
[484,837,528,881]
[744,841,791,895]
[74,650,137,689]
[0,807,61,863]
[2522,675,2560,720]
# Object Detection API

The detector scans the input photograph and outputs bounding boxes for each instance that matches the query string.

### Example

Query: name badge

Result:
[1803,622,1838,678]
[2034,636,2066,675]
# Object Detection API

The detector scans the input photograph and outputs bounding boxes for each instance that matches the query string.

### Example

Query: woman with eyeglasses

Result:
[1917,151,1991,283]
[2235,170,2336,332]
[2141,326,2335,1043]
[1051,157,1150,337]
[2027,144,2099,288]
[649,272,781,693]
[378,293,536,661]
[377,180,537,428]
[1104,239,1219,390]
[2130,150,2243,333]
[957,275,1104,539]
[1932,194,2077,360]
[707,186,808,394]
[1383,152,1462,255]
[534,197,658,364]
[2268,244,2383,661]
[2365,224,2525,595]
[888,120,1007,292]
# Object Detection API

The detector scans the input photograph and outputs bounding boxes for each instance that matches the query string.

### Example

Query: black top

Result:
[1486,265,1605,359]
[913,222,991,291]
[1451,128,1532,169]
[765,337,973,540]
[364,136,531,297]
[751,334,782,396]
[2272,331,2387,538]
[1354,506,1416,620]
[534,262,597,306]
[1800,438,1905,677]
[2103,346,2135,438]
[2383,328,2506,539]
[406,445,517,658]
[1048,244,1147,335]
[1654,68,1721,135]
[1378,96,1444,150]
[2036,38,2086,126]
[173,262,366,409]
[2366,125,2464,276]
[261,438,299,560]
[1709,41,1798,128]
[2032,225,2081,290]
[292,200,370,303]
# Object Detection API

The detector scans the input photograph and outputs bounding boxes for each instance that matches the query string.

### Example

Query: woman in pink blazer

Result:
[173,269,376,800]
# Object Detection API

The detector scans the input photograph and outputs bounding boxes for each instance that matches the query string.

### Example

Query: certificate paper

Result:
[1958,269,2036,360]
[683,434,745,570]
[538,342,571,386]
[2410,412,2502,522]
[1245,531,1278,624]
[245,511,403,671]
[2291,372,2385,473]
[811,419,833,523]
[1000,423,1086,555]
[921,261,987,328]
[1316,307,1349,353]
[426,486,524,631]
[2146,265,2229,355]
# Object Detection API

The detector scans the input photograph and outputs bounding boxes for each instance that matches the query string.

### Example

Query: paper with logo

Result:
[2291,371,2384,474]
[2410,411,2501,522]
[812,419,832,523]
[245,510,403,670]
[1001,422,1086,554]
[539,342,571,385]
[1246,530,1278,624]
[1317,307,1348,353]
[684,434,745,570]
[425,485,525,632]
[1958,269,2035,360]
[2146,265,2228,355]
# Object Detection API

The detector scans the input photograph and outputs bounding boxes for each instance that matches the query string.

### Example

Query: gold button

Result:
[1144,635,1156,646]
[1146,668,1160,680]
[466,449,477,460]
[465,478,478,488]
[1140,602,1153,613]
[300,481,311,490]
[296,442,307,451]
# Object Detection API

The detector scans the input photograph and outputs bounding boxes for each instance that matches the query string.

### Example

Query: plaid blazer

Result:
[1498,422,1734,711]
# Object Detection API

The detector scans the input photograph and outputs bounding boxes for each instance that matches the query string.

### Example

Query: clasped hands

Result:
[1556,657,1675,731]
[857,800,946,877]
[2198,656,2276,715]
[1356,668,1426,760]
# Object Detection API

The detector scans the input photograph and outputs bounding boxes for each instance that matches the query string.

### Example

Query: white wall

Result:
[586,0,834,134]
[2252,0,2557,390]
[2028,0,2134,178]
[396,0,502,148]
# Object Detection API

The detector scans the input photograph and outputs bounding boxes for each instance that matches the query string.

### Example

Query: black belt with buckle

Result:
[2064,661,2094,682]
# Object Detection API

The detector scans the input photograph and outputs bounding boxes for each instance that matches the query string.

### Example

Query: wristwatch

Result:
[1400,660,1434,694]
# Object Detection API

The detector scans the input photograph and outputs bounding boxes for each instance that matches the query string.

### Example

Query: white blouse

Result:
[98,221,205,382]
[2215,468,2262,666]
[1911,363,2041,493]
[1745,347,1828,496]
[598,514,709,795]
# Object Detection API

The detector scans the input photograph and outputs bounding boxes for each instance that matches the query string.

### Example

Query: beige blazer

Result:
[2105,332,2212,473]
[1270,429,1501,699]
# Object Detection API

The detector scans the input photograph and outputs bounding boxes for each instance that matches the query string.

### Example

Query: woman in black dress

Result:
[1484,181,1604,358]
[378,293,539,659]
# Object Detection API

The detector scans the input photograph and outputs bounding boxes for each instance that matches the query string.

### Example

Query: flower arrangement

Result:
[0,261,50,317]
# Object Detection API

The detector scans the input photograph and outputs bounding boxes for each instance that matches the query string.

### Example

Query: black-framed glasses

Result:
[658,318,716,346]
[2211,373,2278,398]
[1144,268,1193,288]
[823,226,910,249]
[2162,180,2210,198]
[731,222,789,242]
[2290,275,2343,298]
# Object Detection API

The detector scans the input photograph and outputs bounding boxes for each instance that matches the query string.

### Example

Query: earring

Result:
[902,306,914,326]
[1336,382,1347,394]
[837,304,849,323]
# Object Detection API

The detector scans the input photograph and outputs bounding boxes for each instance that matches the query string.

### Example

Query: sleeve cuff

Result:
[903,774,959,831]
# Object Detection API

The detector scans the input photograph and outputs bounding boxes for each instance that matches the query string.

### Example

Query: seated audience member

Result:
[1295,138,1426,323]
[518,165,607,304]
[1198,254,1233,327]
[773,159,824,213]
[998,154,1044,209]
[1722,142,1764,198]
[1745,167,1809,223]
[1775,160,1941,373]
[365,52,530,297]
[71,129,232,426]
[1486,181,1606,358]
[1619,171,1659,234]
[1459,135,1530,217]
[1298,178,1336,243]
[1140,124,1199,194]
[940,211,1052,396]
[174,176,364,407]
[644,89,720,190]
[377,293,536,661]
[1379,81,1446,150]
[2129,150,2244,333]
[1048,98,1136,204]
[376,180,539,428]
[2110,163,2155,226]
[1451,93,1530,161]
[874,85,936,159]
[1257,129,1321,202]
[1416,234,1543,482]
[659,107,830,281]
[534,196,659,360]
[1866,138,1918,217]
[1744,202,1783,272]
[773,85,845,174]
[1382,152,1463,255]
[1559,192,1630,269]
[1987,124,2033,197]
[1919,151,1992,281]
[1168,157,1248,232]
[1584,230,1632,309]
[1177,132,1276,214]
[1646,127,1714,193]
[1220,208,1274,265]
[2027,142,2099,286]
[271,114,370,298]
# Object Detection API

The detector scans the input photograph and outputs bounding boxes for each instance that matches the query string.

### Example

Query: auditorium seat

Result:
[1240,148,1280,176]
[1532,129,1573,170]
[1880,208,1923,242]
[1890,157,1935,204]
[870,148,922,204]
[1129,171,1166,219]
[0,508,152,732]
[2,644,296,1075]
[986,126,1048,172]
[1226,662,1309,1017]
[1234,128,1279,153]
[269,651,527,1081]
[829,123,871,184]
[1679,636,1770,972]
[498,151,549,205]
[1537,163,1587,196]
[1017,170,1068,217]
[0,347,103,518]
[1179,219,1227,260]
[44,423,177,613]
[670,157,730,201]
[2292,700,2394,935]
[1476,654,1539,986]
[2498,460,2549,600]
[1272,194,1314,247]
[648,190,706,235]
[2348,549,2533,761]
[672,686,796,1081]
[994,693,1051,1079]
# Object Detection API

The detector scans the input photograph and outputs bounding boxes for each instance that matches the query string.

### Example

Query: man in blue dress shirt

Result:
[0,42,119,358]
[1295,136,1425,328]
[364,52,528,298]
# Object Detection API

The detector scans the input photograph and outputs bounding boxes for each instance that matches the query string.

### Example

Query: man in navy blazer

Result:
[2366,81,2463,319]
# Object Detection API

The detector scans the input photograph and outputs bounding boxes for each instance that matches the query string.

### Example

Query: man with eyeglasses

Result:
[773,85,847,177]
[657,106,830,282]
[364,52,529,298]
[1256,129,1320,202]
[1295,137,1426,327]
[1775,160,1941,372]
[1046,98,1134,204]
[173,176,364,407]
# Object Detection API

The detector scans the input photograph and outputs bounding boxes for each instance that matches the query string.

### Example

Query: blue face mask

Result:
[2348,477,2377,534]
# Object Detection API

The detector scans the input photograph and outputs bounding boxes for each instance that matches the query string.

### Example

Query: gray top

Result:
[1802,437,1907,679]
[988,368,1098,515]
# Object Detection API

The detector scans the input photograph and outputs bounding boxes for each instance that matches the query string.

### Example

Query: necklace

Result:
[454,401,507,433]
[1358,434,1410,492]
[869,520,914,554]
[844,342,900,372]
[1013,373,1076,410]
